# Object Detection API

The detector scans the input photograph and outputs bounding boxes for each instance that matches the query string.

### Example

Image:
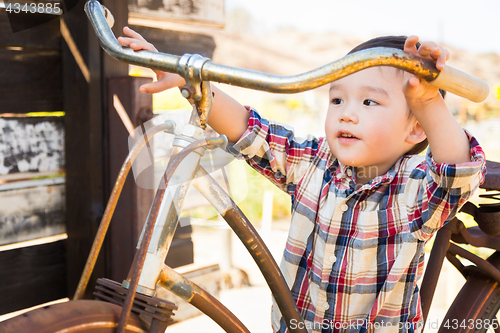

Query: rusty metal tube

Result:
[420,225,453,324]
[448,243,500,284]
[116,138,212,333]
[192,168,308,333]
[86,0,434,92]
[158,265,250,333]
[200,48,440,93]
[73,121,174,301]
[130,135,227,293]
[85,0,489,102]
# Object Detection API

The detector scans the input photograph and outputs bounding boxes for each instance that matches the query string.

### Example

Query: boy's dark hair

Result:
[347,36,446,155]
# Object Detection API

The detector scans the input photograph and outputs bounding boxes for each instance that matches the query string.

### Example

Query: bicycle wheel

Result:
[0,300,147,333]
[440,252,500,333]
[475,289,500,333]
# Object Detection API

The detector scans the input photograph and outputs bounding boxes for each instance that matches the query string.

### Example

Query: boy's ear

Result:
[405,121,426,144]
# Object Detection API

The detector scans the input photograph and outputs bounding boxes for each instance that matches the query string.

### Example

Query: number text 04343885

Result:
[3,2,62,15]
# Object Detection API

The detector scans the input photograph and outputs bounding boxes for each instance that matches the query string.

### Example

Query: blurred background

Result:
[0,0,498,331]
[129,0,499,331]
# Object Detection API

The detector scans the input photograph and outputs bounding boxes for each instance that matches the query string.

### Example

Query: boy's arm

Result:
[118,27,250,143]
[118,28,324,191]
[403,36,470,165]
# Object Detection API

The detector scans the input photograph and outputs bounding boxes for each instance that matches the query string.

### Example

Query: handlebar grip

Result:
[101,4,115,28]
[430,66,489,103]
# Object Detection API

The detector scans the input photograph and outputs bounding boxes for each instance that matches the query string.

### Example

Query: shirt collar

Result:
[331,156,407,192]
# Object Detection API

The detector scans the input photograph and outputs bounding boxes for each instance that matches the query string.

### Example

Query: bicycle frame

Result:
[80,1,494,333]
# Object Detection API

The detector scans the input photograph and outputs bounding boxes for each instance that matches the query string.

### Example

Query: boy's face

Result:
[325,67,417,176]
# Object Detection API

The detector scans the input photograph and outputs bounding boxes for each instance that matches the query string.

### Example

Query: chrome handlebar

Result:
[85,0,489,102]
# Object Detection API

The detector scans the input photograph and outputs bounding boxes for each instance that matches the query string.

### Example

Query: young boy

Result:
[118,29,486,332]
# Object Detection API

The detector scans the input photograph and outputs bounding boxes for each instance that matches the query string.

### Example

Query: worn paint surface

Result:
[0,118,64,174]
[0,183,65,246]
[129,0,224,27]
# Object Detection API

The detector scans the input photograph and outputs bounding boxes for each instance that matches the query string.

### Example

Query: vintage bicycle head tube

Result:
[118,137,216,332]
[129,137,217,294]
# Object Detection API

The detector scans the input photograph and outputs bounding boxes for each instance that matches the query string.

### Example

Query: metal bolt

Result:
[181,89,190,99]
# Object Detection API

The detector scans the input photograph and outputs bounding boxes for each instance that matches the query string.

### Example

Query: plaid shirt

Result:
[228,108,486,333]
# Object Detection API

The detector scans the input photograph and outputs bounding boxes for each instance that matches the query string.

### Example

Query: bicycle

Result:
[1,1,499,332]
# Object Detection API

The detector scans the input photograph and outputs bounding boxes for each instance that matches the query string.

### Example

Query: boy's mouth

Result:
[337,131,359,139]
[337,130,360,144]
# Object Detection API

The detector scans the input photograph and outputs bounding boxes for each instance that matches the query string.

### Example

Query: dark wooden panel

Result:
[0,117,64,174]
[129,25,216,58]
[165,238,194,268]
[101,0,129,78]
[106,76,154,281]
[106,76,194,280]
[0,240,67,315]
[0,9,61,48]
[0,48,62,113]
[166,221,194,268]
[0,182,65,246]
[62,0,105,298]
[63,0,129,298]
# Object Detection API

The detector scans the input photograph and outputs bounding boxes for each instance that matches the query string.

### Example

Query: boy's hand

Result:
[403,36,450,110]
[117,26,186,93]
[118,28,251,144]
[403,36,470,165]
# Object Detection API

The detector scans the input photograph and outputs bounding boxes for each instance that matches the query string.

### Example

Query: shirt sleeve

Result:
[226,106,322,193]
[405,130,486,241]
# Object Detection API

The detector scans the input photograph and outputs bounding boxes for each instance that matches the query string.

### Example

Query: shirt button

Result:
[329,254,336,263]
[346,169,352,177]
[341,204,348,212]
[322,302,330,310]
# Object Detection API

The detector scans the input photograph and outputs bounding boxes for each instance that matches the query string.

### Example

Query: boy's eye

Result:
[363,99,378,106]
[331,98,343,105]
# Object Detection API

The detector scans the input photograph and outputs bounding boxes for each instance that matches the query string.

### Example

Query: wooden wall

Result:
[0,7,66,314]
[61,0,133,299]
[0,0,217,317]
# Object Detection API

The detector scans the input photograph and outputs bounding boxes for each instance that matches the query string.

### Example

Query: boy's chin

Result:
[336,156,362,167]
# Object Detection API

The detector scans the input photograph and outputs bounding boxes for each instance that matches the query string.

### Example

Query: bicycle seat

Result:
[460,199,500,237]
[481,160,500,191]
[451,224,500,251]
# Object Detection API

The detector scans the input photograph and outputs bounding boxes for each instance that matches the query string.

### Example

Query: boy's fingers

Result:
[436,49,450,70]
[139,74,186,94]
[117,37,157,52]
[423,44,449,70]
[139,80,175,94]
[129,41,155,51]
[117,36,134,46]
[117,36,141,46]
[415,42,450,70]
[404,35,419,54]
[417,42,438,57]
[404,73,419,88]
[123,26,146,41]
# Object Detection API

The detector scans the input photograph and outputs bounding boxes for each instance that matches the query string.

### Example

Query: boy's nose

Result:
[339,106,359,123]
